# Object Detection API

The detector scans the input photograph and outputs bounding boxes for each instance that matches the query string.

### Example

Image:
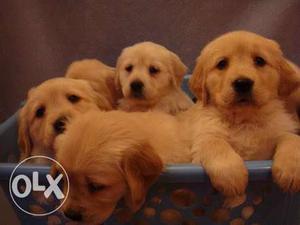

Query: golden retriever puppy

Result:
[18,77,112,162]
[54,110,191,224]
[65,59,121,108]
[116,42,193,114]
[188,31,300,202]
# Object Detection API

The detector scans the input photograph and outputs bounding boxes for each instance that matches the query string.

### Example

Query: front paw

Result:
[272,157,300,192]
[223,194,247,208]
[272,133,300,192]
[206,156,248,198]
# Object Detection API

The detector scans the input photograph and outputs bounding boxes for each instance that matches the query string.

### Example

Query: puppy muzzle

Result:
[232,77,254,104]
[53,116,68,135]
[130,80,144,98]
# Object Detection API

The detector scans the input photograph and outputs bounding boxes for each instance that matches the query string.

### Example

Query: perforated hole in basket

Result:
[117,182,275,225]
[25,181,282,225]
[160,208,183,224]
[170,188,197,207]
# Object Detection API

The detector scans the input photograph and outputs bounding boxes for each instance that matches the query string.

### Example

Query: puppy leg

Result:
[273,133,300,192]
[192,137,248,204]
[157,90,194,115]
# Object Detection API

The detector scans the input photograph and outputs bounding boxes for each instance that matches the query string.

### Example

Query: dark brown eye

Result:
[35,106,45,118]
[149,66,160,75]
[68,94,80,103]
[125,64,133,72]
[88,182,106,193]
[216,59,228,70]
[254,56,266,67]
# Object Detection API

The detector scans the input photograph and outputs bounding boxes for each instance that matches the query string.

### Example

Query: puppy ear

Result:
[122,143,163,212]
[93,92,113,111]
[278,58,300,98]
[169,52,187,86]
[189,57,209,105]
[83,81,113,111]
[18,106,32,161]
[105,74,123,107]
[18,87,37,161]
[114,64,123,97]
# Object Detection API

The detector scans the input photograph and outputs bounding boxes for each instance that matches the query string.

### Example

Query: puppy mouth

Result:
[130,92,145,99]
[234,94,254,106]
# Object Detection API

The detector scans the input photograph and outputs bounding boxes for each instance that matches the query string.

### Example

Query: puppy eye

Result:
[125,64,133,73]
[216,59,228,70]
[67,94,81,103]
[149,66,160,75]
[35,106,45,118]
[88,182,106,193]
[254,56,266,67]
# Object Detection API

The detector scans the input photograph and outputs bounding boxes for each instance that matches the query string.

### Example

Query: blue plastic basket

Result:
[1,76,300,225]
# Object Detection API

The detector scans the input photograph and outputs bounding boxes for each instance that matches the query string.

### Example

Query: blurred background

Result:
[1,0,300,122]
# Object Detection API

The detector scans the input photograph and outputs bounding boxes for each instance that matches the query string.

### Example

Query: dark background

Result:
[1,0,300,122]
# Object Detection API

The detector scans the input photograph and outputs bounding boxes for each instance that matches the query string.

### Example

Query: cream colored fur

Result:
[54,110,191,224]
[66,59,120,108]
[186,31,300,204]
[116,42,193,114]
[18,78,109,162]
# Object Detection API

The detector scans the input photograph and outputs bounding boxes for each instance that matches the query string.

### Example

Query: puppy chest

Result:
[228,126,276,160]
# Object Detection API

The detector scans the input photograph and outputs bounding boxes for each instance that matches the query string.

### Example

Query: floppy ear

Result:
[114,63,123,97]
[83,81,113,111]
[189,57,209,105]
[169,52,187,86]
[122,143,163,212]
[105,73,123,107]
[278,58,300,98]
[92,92,113,111]
[18,87,37,161]
[18,106,33,161]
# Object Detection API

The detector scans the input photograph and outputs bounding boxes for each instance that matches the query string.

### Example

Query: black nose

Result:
[130,80,144,93]
[64,209,82,221]
[53,117,66,134]
[232,78,254,94]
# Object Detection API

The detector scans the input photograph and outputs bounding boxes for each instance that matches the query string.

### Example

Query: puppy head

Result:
[18,78,110,161]
[190,31,300,110]
[116,42,187,105]
[55,113,163,224]
[66,59,121,107]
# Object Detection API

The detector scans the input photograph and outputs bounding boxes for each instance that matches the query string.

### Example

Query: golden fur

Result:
[116,42,193,114]
[286,60,300,119]
[54,110,191,224]
[187,31,300,201]
[65,59,120,108]
[18,78,111,162]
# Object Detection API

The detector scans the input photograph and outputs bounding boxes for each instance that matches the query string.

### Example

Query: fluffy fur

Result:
[116,42,193,114]
[187,31,300,202]
[286,60,300,119]
[54,110,191,224]
[18,78,111,162]
[65,59,121,108]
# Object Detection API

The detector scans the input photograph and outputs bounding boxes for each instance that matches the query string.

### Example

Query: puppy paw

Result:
[272,156,300,192]
[206,155,248,197]
[223,194,247,208]
[273,134,300,193]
